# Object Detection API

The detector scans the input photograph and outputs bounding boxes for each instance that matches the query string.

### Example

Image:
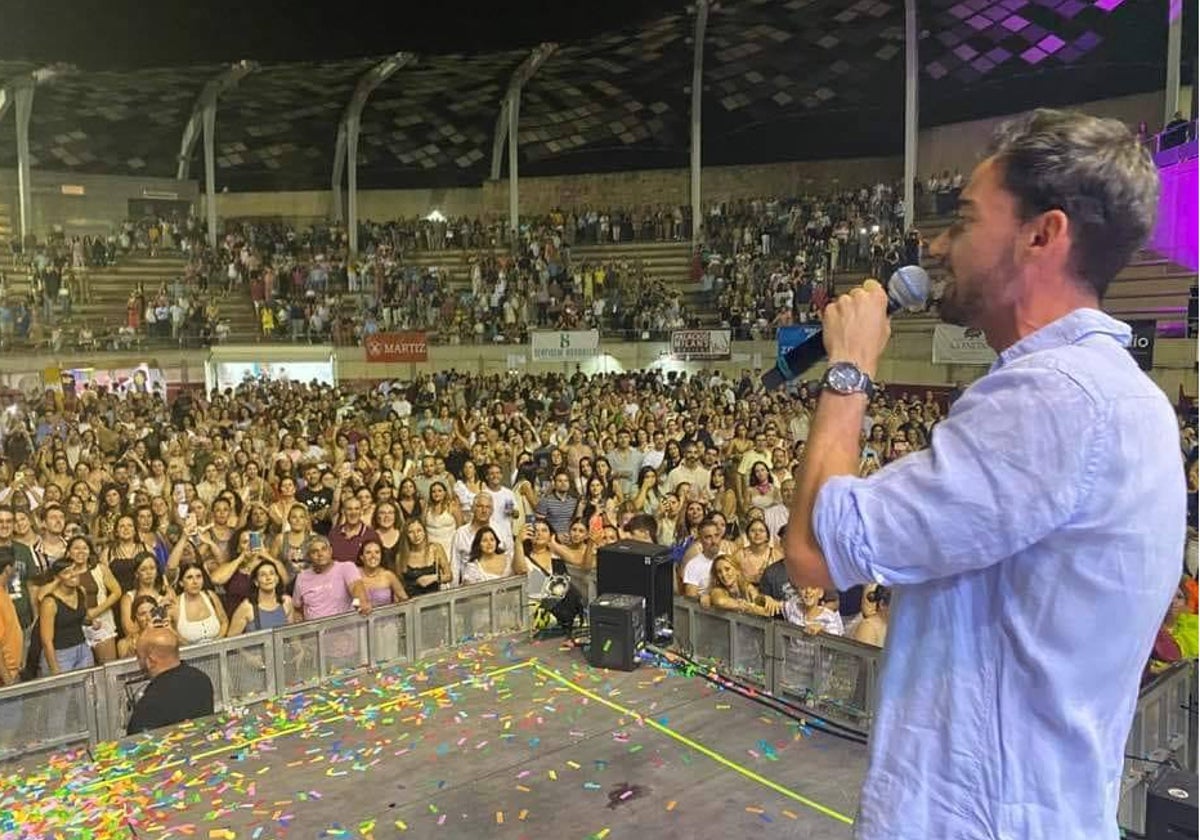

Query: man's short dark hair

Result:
[986,108,1159,298]
[625,514,658,543]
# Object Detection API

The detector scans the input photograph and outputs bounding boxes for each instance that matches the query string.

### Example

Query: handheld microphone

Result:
[761,265,931,391]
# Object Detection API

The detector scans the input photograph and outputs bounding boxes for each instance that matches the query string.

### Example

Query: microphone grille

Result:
[889,264,931,311]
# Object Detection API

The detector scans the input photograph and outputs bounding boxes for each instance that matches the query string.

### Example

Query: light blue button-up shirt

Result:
[815,309,1185,840]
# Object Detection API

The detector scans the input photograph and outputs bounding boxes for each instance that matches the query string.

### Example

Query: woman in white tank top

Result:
[175,564,228,644]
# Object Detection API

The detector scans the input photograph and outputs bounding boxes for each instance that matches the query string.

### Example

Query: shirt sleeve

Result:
[814,363,1101,590]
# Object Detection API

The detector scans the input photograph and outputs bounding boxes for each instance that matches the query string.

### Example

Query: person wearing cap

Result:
[126,626,214,735]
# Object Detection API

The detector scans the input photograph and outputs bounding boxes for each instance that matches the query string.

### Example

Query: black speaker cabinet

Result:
[587,593,645,671]
[1147,767,1198,840]
[596,539,674,641]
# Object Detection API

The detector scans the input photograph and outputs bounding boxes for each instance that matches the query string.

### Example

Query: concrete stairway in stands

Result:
[9,252,261,343]
[397,240,703,324]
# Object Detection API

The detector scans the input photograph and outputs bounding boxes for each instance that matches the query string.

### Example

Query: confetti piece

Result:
[394,821,407,831]
[496,812,504,824]
[782,810,798,820]
[518,810,529,821]
[745,806,765,814]
[666,801,678,811]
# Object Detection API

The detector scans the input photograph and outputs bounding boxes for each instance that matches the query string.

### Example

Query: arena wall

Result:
[0,337,1192,405]
[0,170,198,238]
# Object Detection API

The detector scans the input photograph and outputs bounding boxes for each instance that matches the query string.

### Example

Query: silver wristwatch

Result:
[820,361,876,400]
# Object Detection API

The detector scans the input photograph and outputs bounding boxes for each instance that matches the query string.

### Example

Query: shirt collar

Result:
[991,308,1131,372]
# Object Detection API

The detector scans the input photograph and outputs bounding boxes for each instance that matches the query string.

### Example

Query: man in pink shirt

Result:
[293,537,371,620]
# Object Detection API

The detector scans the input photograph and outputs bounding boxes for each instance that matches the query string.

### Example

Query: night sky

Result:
[1,0,684,70]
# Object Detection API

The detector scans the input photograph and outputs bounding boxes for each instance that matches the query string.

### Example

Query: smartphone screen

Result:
[248,532,263,551]
[178,503,190,521]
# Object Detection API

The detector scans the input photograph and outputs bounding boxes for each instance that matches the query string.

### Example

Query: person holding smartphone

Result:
[210,528,291,618]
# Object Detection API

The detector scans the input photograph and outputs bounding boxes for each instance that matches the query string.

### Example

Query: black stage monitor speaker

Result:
[596,539,674,641]
[1147,767,1198,840]
[587,593,645,671]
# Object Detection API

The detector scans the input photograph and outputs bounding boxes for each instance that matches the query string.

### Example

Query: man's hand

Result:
[820,279,891,377]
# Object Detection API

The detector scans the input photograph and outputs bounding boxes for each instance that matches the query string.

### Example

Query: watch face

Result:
[826,364,861,393]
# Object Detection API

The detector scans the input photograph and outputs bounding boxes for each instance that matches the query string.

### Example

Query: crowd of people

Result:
[697,184,927,336]
[0,181,930,353]
[0,369,1193,707]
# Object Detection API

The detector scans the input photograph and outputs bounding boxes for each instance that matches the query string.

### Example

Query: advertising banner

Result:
[931,325,997,365]
[1126,320,1156,371]
[529,330,600,362]
[365,332,428,363]
[670,329,732,360]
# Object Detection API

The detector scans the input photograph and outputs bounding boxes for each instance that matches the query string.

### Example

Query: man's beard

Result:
[937,253,1012,329]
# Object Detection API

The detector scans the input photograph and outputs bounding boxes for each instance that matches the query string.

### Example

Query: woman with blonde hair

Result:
[708,556,780,618]
[397,519,452,596]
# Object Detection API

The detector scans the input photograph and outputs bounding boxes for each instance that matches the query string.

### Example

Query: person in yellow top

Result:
[1170,576,1199,659]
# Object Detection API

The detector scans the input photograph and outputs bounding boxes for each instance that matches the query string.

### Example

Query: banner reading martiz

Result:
[364,332,428,363]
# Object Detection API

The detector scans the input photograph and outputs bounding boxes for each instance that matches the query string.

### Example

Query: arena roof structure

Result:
[0,0,1190,194]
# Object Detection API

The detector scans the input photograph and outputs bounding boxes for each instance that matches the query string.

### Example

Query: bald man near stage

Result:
[126,626,215,735]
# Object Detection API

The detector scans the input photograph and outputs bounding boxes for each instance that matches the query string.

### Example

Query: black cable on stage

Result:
[643,643,869,747]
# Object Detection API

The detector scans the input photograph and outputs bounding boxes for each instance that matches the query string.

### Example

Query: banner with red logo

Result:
[365,332,428,363]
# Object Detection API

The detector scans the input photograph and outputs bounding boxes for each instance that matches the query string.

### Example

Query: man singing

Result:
[786,109,1183,839]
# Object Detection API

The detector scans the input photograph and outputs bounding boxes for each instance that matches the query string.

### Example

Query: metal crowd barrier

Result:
[669,597,1197,834]
[671,597,880,733]
[1118,661,1198,835]
[0,577,529,765]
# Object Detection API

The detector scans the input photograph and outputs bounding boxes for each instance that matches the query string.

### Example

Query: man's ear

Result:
[1025,208,1070,255]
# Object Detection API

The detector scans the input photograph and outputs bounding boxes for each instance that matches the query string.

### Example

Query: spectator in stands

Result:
[782,585,844,637]
[0,551,23,685]
[849,584,891,647]
[126,626,215,735]
[292,537,371,620]
[38,558,93,676]
[227,559,294,635]
[707,556,780,617]
[460,524,528,584]
[174,563,227,644]
[681,518,723,600]
[356,539,408,607]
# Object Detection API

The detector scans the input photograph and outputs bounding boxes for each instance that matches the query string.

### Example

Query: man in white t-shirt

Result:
[681,518,724,599]
[482,464,519,549]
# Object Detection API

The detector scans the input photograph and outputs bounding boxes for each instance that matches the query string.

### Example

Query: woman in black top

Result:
[38,558,94,676]
[397,519,451,597]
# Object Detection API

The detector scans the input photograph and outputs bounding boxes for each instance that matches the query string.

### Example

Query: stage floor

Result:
[1,637,867,839]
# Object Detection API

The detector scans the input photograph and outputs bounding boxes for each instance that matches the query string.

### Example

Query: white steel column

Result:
[14,83,34,246]
[490,44,558,243]
[332,52,414,246]
[176,61,256,181]
[508,91,520,239]
[202,102,218,249]
[1165,0,1183,123]
[903,0,919,232]
[690,0,710,248]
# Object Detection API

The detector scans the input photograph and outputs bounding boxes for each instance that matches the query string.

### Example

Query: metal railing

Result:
[671,597,880,733]
[1118,661,1198,835]
[0,576,528,765]
[669,596,1196,834]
